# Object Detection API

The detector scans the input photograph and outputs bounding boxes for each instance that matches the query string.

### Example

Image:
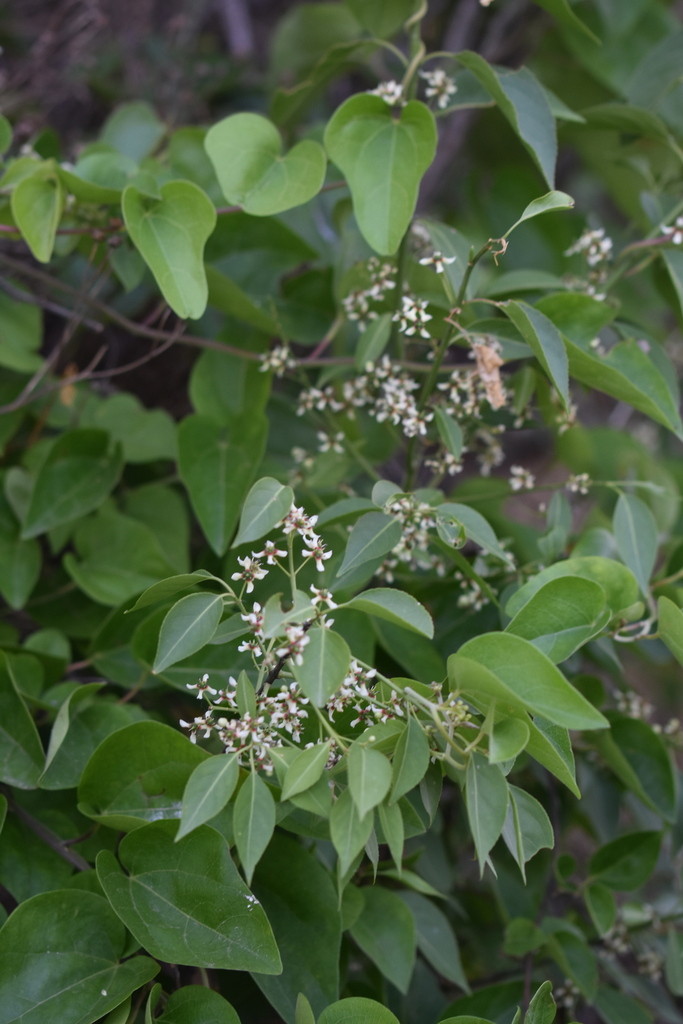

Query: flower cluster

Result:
[181,674,310,773]
[566,227,613,266]
[661,215,683,245]
[419,68,458,109]
[454,572,489,611]
[341,257,397,327]
[615,689,653,721]
[566,472,591,494]
[259,343,296,376]
[509,465,535,491]
[367,80,404,106]
[393,295,433,338]
[326,660,406,725]
[376,495,446,582]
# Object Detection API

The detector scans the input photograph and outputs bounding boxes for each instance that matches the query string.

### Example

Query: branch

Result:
[0,276,104,332]
[1,785,90,871]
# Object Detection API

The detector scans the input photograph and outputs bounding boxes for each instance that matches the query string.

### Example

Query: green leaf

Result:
[526,717,578,796]
[294,627,351,707]
[40,700,138,792]
[318,999,400,1024]
[355,313,392,370]
[330,787,373,875]
[505,556,639,619]
[233,770,276,884]
[0,115,12,154]
[377,799,404,869]
[22,429,123,539]
[0,533,40,609]
[129,571,217,611]
[205,114,326,215]
[158,986,241,1024]
[42,681,103,775]
[153,592,223,673]
[502,785,554,881]
[233,478,293,548]
[348,742,392,819]
[11,162,65,262]
[589,830,662,890]
[594,986,652,1024]
[543,926,597,1000]
[177,753,239,839]
[97,820,281,973]
[505,576,609,663]
[78,720,209,830]
[0,651,44,788]
[524,980,556,1024]
[101,101,165,161]
[465,754,509,871]
[345,0,419,38]
[337,512,402,576]
[324,95,437,255]
[390,716,430,803]
[595,715,676,821]
[252,833,342,1020]
[343,588,433,638]
[262,590,316,639]
[281,741,332,801]
[295,994,316,1024]
[456,53,556,188]
[613,493,658,596]
[435,408,464,460]
[122,180,216,319]
[584,882,616,936]
[503,190,574,238]
[658,596,683,666]
[349,887,416,994]
[531,0,600,43]
[452,633,609,730]
[438,503,513,565]
[178,413,268,556]
[0,287,42,373]
[665,929,683,997]
[399,891,469,991]
[489,718,529,764]
[0,889,158,1024]
[503,300,568,408]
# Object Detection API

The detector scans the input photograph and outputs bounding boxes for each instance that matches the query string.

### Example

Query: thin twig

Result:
[0,276,104,332]
[1,786,90,871]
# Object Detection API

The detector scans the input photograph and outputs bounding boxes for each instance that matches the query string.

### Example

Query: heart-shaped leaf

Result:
[205,113,326,215]
[122,180,216,319]
[324,95,437,254]
[11,162,65,263]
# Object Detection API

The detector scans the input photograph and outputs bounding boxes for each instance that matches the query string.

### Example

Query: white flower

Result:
[367,80,404,106]
[186,673,217,699]
[418,249,457,273]
[661,215,683,245]
[509,465,535,491]
[565,227,613,266]
[231,555,268,593]
[392,295,432,338]
[281,504,319,538]
[566,472,590,494]
[310,585,337,609]
[317,431,345,454]
[275,624,311,666]
[253,540,287,565]
[419,68,457,109]
[302,533,333,571]
[240,602,264,636]
[260,344,296,376]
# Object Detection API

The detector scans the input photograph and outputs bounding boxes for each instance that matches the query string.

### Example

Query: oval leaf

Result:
[348,742,392,819]
[122,180,216,319]
[613,492,658,596]
[344,588,433,637]
[154,592,224,673]
[176,753,239,840]
[233,477,293,548]
[294,626,351,707]
[337,512,402,577]
[11,164,65,262]
[233,770,276,884]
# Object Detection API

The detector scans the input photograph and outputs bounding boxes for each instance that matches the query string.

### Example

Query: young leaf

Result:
[502,786,554,881]
[337,511,402,577]
[205,113,326,215]
[232,477,293,548]
[377,799,404,870]
[390,716,430,803]
[324,95,437,255]
[503,300,568,408]
[502,190,574,238]
[281,740,332,801]
[178,413,268,556]
[295,994,316,1024]
[349,886,416,993]
[524,980,556,1024]
[456,53,556,188]
[176,753,239,840]
[438,503,513,565]
[355,313,392,370]
[348,742,392,819]
[465,753,509,871]
[0,651,44,788]
[489,718,529,764]
[584,882,616,936]
[153,592,223,673]
[122,180,215,319]
[129,571,217,611]
[613,493,658,597]
[97,820,281,972]
[588,830,662,890]
[330,787,374,875]
[435,408,464,459]
[294,626,351,707]
[11,163,65,262]
[505,576,609,663]
[233,770,276,884]
[343,588,433,638]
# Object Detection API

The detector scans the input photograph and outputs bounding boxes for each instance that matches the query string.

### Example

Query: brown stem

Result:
[1,786,90,871]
